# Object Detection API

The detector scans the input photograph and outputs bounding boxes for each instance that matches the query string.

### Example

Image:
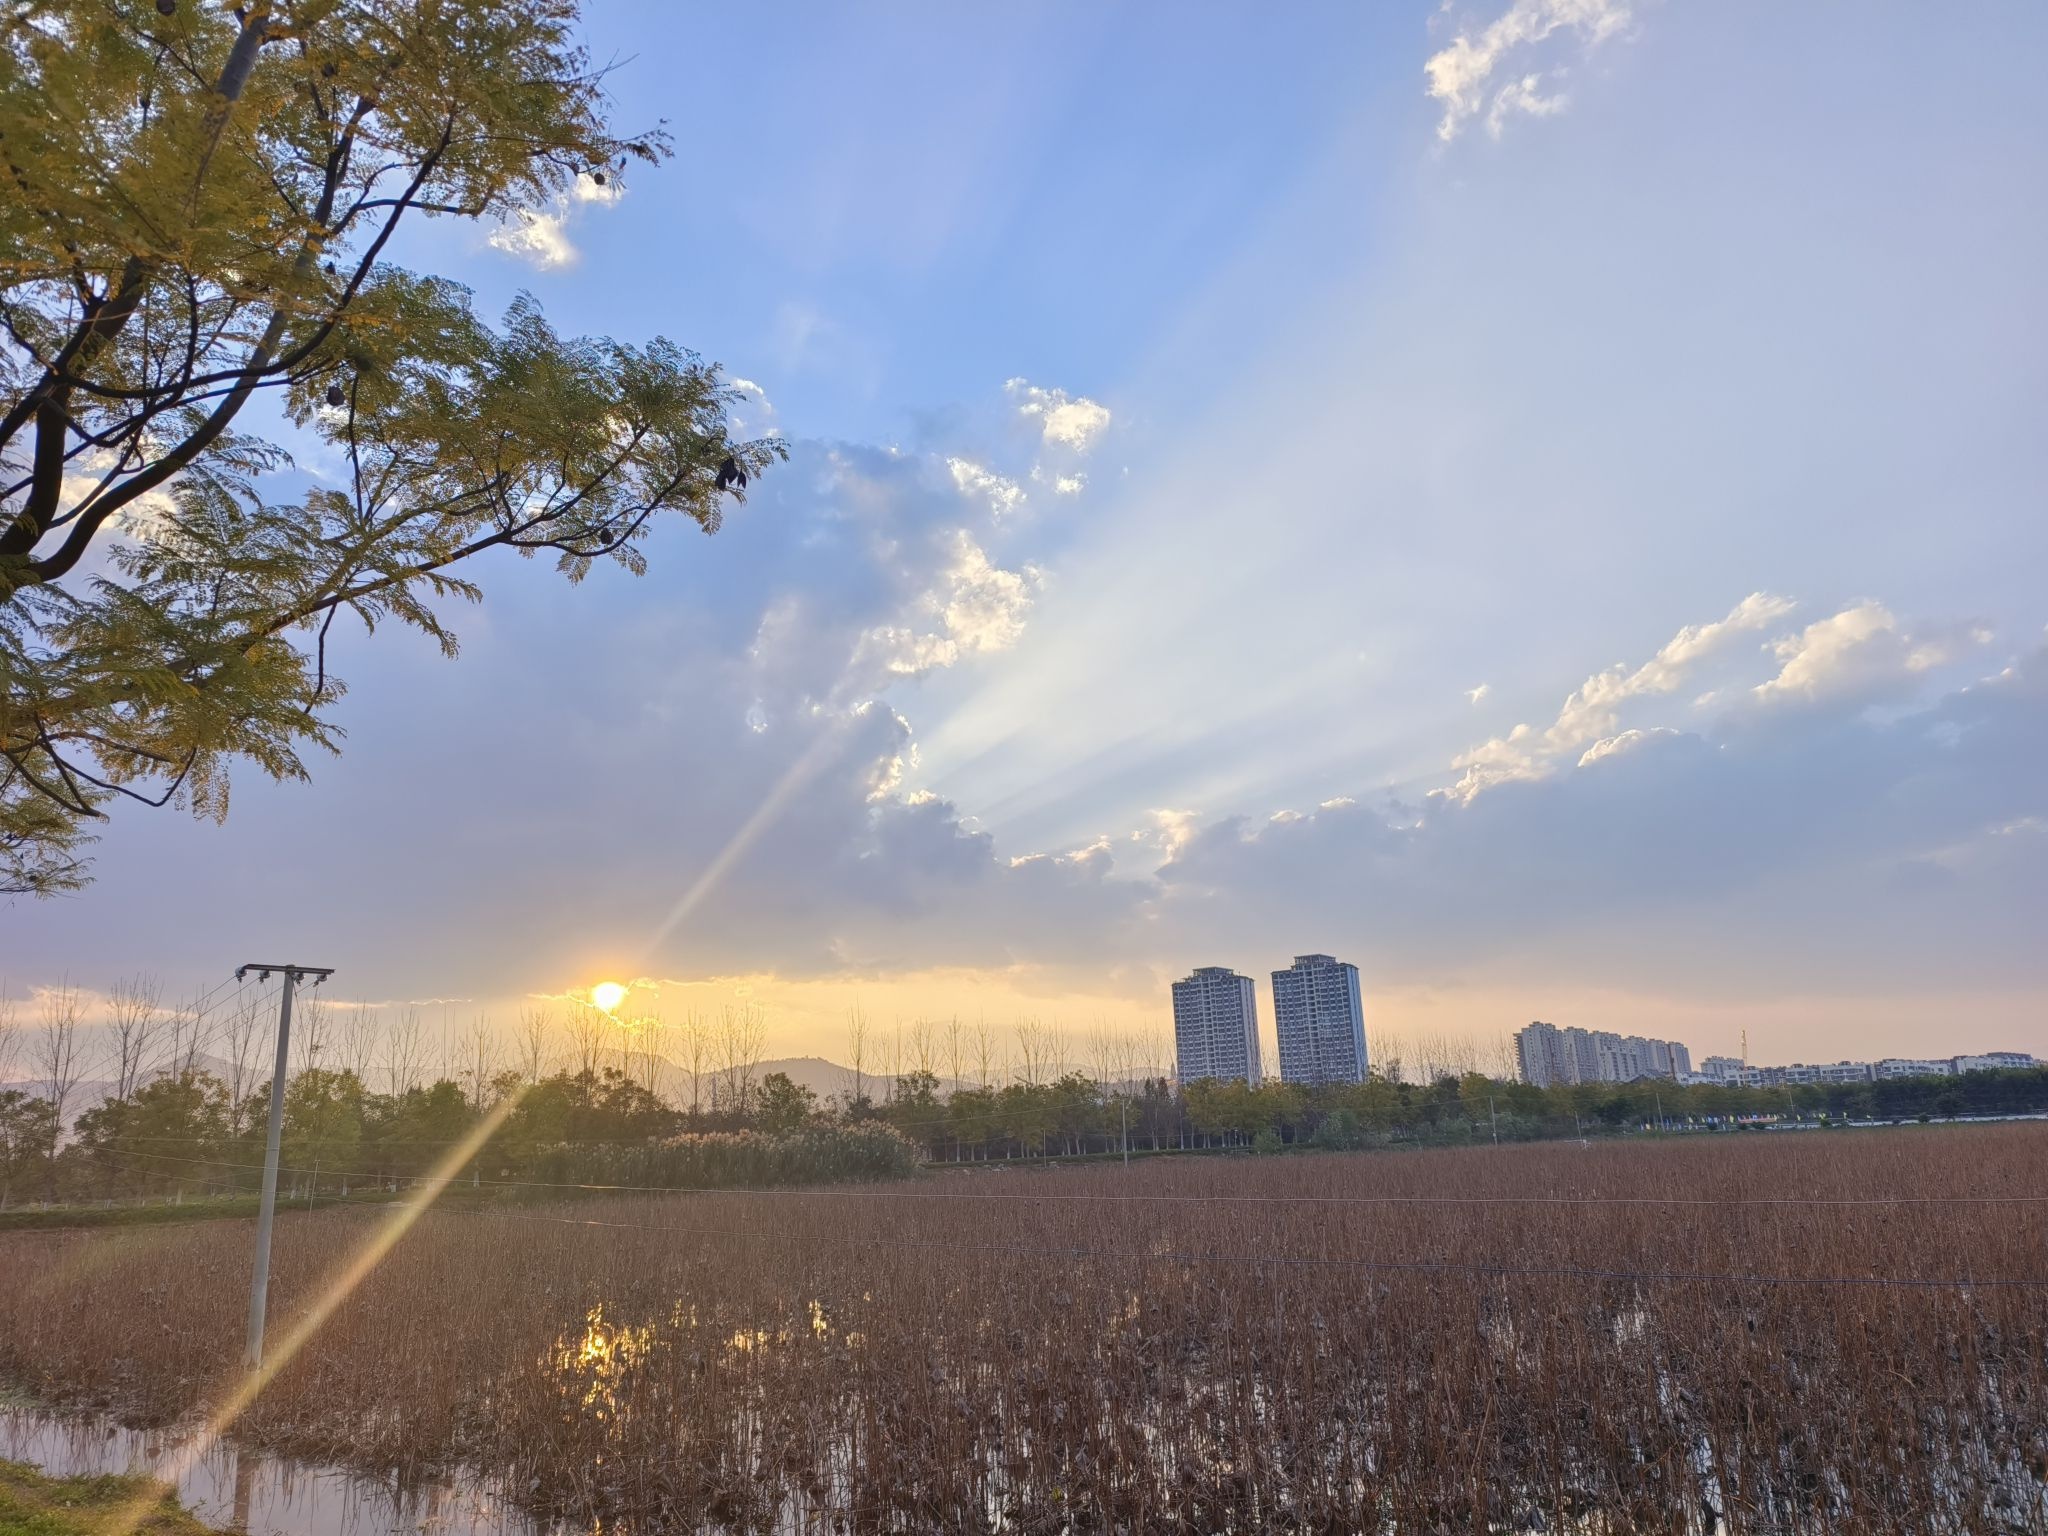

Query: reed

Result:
[3,1125,2044,1533]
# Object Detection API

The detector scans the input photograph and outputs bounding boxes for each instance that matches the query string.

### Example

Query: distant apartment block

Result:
[1875,1058,1953,1080]
[1172,967,1262,1086]
[1271,954,1368,1086]
[1513,1021,1692,1088]
[1684,1052,2036,1089]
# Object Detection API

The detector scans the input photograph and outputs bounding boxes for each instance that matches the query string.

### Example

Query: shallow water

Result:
[0,1406,545,1536]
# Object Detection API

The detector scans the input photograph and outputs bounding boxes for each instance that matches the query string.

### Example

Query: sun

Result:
[590,980,628,1015]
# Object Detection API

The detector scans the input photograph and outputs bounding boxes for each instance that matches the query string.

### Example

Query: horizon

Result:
[6,0,2046,1071]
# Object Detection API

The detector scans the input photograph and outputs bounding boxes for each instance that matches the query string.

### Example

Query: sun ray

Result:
[103,1087,529,1536]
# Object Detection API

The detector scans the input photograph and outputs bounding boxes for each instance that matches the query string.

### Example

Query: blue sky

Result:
[7,0,2047,1070]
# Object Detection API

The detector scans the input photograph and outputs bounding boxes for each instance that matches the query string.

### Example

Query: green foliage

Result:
[0,0,783,894]
[70,1069,230,1195]
[753,1071,819,1134]
[0,1088,59,1203]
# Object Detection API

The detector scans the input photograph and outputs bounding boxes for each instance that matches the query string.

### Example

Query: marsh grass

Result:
[3,1126,2045,1534]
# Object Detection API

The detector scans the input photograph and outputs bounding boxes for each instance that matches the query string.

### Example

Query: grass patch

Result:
[0,1460,223,1536]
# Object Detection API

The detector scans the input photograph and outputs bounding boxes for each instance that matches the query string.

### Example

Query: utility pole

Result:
[1488,1095,1499,1146]
[1121,1096,1130,1167]
[238,962,334,1371]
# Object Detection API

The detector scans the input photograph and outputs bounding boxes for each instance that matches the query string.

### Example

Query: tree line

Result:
[5,980,2042,1207]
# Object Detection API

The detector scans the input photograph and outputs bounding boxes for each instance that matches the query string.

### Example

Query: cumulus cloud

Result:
[947,456,1027,517]
[1005,378,1113,453]
[1749,601,1984,712]
[855,532,1040,679]
[1576,725,1678,766]
[1426,0,1634,142]
[1442,592,1797,803]
[488,173,629,269]
[488,206,578,268]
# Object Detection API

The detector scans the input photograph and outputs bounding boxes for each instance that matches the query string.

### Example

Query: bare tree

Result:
[1087,1025,1120,1094]
[219,986,268,1129]
[844,1006,870,1109]
[298,994,332,1075]
[1014,1018,1055,1088]
[384,1007,426,1098]
[1372,1027,1409,1085]
[628,1011,669,1099]
[677,1010,710,1115]
[714,1004,766,1115]
[0,985,19,1084]
[461,1015,502,1110]
[884,1019,905,1105]
[35,982,89,1134]
[566,1003,608,1080]
[945,1015,964,1097]
[106,974,162,1101]
[337,1005,381,1085]
[909,1019,938,1084]
[973,1015,995,1091]
[516,1007,559,1084]
[160,989,215,1081]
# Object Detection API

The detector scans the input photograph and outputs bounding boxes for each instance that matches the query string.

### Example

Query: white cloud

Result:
[1426,0,1633,142]
[489,206,577,269]
[1485,73,1570,139]
[489,173,630,269]
[1550,591,1794,748]
[1440,592,1792,803]
[1577,726,1678,766]
[1750,601,1981,711]
[938,532,1039,654]
[947,456,1026,517]
[1466,683,1492,704]
[1005,378,1113,453]
[854,532,1039,680]
[1143,808,1201,860]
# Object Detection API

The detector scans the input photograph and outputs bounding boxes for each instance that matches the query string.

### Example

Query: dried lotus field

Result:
[3,1126,2047,1535]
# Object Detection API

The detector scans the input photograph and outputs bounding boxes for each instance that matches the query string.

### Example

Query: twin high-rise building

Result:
[1172,955,1368,1087]
[1271,954,1369,1087]
[1171,967,1263,1086]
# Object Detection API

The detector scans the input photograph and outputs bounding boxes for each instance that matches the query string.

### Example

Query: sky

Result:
[6,0,2047,1073]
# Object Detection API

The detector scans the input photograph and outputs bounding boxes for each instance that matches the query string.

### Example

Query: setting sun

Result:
[589,980,628,1015]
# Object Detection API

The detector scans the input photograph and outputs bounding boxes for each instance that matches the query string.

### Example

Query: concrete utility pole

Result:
[238,962,334,1370]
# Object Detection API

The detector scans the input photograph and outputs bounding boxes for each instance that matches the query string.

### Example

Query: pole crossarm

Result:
[235,963,337,982]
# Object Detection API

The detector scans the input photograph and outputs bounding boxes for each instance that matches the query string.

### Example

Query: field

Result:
[2,1127,2046,1535]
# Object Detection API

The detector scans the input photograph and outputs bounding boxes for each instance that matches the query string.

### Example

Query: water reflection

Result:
[0,1407,543,1536]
